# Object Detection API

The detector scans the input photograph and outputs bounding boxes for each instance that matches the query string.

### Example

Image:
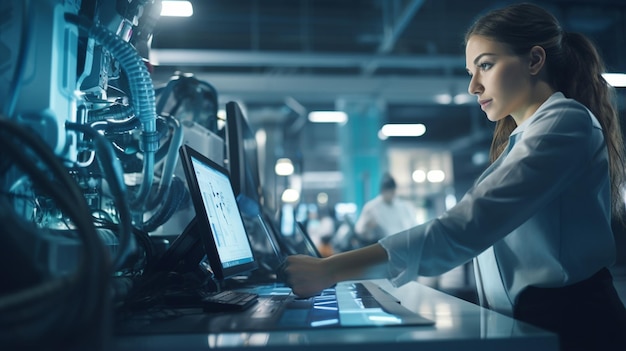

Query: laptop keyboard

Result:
[201,282,434,332]
[352,282,386,308]
[200,290,259,312]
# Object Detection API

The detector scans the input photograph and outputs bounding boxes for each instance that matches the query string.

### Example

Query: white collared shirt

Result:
[379,92,616,315]
[355,195,418,241]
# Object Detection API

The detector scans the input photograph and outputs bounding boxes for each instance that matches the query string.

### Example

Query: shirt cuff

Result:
[378,224,426,287]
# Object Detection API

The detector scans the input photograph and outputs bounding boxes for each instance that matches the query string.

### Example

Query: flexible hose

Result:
[146,114,183,210]
[65,13,158,210]
[89,116,141,133]
[87,104,135,123]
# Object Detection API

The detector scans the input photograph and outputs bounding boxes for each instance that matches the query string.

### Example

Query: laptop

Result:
[178,144,434,331]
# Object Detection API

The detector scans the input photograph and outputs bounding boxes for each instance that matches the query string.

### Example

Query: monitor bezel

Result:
[179,144,259,281]
[225,101,264,207]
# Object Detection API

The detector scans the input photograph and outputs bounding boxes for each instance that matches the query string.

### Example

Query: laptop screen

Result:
[179,145,258,281]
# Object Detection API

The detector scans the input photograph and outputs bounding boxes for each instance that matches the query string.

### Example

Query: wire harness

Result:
[0,117,111,350]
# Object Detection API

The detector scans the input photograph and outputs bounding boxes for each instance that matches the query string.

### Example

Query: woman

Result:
[283,3,626,350]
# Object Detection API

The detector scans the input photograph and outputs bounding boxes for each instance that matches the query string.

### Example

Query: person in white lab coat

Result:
[283,3,626,350]
[353,173,417,246]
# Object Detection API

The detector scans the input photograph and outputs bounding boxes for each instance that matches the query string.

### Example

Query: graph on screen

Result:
[192,157,254,268]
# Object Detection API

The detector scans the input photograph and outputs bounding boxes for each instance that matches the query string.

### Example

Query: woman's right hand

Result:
[282,244,388,297]
[283,254,336,297]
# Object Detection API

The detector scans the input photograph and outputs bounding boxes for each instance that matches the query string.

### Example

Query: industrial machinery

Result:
[0,1,219,349]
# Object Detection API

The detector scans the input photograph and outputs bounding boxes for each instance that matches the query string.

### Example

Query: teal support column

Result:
[336,97,386,214]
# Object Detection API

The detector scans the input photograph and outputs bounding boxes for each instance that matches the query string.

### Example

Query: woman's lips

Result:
[479,99,492,110]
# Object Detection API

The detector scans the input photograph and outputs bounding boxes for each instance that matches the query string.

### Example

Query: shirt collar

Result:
[511,92,565,137]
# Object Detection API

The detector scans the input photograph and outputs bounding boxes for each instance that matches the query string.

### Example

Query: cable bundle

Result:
[0,117,111,351]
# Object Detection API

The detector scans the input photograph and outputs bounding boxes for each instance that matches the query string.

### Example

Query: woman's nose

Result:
[467,75,482,95]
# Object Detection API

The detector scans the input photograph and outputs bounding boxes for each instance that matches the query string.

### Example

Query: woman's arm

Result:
[284,243,389,297]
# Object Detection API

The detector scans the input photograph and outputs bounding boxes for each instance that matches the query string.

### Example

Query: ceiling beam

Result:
[363,0,425,75]
[150,49,464,70]
[150,72,473,106]
[379,0,425,53]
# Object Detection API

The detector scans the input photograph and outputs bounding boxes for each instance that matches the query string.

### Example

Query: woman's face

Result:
[465,35,533,124]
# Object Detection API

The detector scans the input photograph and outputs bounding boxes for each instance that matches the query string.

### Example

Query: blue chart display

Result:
[192,156,254,268]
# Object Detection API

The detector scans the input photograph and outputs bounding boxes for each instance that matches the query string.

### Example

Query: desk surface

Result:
[112,279,558,351]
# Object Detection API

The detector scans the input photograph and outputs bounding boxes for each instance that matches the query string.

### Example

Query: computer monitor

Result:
[224,101,263,212]
[179,144,258,281]
[223,101,319,262]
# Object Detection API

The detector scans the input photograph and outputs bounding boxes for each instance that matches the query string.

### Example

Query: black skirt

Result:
[513,268,626,351]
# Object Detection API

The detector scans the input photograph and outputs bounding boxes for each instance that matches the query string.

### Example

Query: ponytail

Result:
[556,33,626,219]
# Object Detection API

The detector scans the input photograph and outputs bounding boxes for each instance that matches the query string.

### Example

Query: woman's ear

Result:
[528,45,546,75]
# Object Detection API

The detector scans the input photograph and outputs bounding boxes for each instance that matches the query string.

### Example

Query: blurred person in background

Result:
[354,173,417,246]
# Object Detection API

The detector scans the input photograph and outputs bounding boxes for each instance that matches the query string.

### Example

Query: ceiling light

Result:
[255,129,266,146]
[434,94,452,104]
[380,124,426,137]
[377,130,389,140]
[308,111,348,123]
[216,108,226,120]
[281,189,300,203]
[602,73,626,87]
[412,170,426,183]
[427,170,446,183]
[275,158,294,176]
[161,1,194,17]
[335,202,357,216]
[453,93,473,105]
[317,192,329,205]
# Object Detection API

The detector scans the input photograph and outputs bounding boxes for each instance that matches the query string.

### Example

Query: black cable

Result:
[142,175,189,232]
[92,216,154,273]
[66,122,135,270]
[0,131,101,279]
[0,117,109,349]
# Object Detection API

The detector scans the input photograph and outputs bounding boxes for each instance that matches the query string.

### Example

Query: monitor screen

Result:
[225,101,264,213]
[179,144,258,281]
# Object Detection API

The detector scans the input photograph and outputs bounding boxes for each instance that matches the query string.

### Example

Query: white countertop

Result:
[112,279,558,351]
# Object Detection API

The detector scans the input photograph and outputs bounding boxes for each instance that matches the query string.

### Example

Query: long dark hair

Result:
[465,2,626,220]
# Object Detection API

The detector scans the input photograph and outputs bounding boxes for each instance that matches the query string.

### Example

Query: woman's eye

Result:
[479,62,493,70]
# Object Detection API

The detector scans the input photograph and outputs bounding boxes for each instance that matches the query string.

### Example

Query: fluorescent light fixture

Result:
[412,170,426,183]
[434,93,452,104]
[161,1,193,17]
[216,108,226,120]
[427,170,446,183]
[255,129,267,146]
[377,130,389,140]
[281,189,300,203]
[335,202,357,215]
[380,123,426,137]
[317,192,328,205]
[275,158,294,176]
[308,111,348,123]
[602,73,626,87]
[413,169,446,183]
[453,93,474,105]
